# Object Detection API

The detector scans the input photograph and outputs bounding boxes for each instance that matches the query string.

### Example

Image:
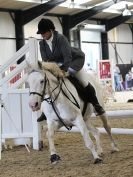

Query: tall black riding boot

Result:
[85,83,105,116]
[37,112,47,122]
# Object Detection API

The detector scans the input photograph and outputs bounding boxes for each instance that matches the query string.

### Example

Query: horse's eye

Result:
[40,80,44,84]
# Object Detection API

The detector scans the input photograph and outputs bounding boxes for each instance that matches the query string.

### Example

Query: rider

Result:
[36,18,105,122]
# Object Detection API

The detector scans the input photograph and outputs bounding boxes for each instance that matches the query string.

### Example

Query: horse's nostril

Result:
[35,102,38,107]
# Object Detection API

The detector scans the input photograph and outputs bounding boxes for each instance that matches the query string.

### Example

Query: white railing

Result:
[59,110,133,134]
[0,38,38,90]
[0,38,40,160]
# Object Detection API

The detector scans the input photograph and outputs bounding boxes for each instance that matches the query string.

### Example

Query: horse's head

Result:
[27,61,67,111]
[27,68,46,111]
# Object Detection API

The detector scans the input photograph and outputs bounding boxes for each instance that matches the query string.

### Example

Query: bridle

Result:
[29,71,71,130]
[29,71,80,130]
[30,73,48,101]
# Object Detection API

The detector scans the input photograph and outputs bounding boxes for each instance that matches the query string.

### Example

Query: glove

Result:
[59,65,69,77]
[59,65,68,72]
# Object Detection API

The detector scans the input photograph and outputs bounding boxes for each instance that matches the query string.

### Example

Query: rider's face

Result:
[41,30,52,40]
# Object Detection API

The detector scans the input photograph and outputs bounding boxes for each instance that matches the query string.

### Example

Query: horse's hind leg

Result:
[75,117,102,164]
[99,113,119,152]
[85,118,103,156]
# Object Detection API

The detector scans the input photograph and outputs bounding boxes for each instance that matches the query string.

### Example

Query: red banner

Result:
[9,66,21,84]
[99,61,111,79]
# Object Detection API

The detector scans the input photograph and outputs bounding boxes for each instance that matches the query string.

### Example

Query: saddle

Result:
[68,76,105,116]
[68,76,88,102]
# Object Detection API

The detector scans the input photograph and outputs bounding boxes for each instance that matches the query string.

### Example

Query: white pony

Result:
[27,61,119,164]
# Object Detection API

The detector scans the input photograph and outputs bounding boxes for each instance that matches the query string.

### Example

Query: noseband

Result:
[29,91,43,98]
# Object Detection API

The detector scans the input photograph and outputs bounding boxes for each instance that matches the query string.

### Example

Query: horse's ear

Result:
[38,61,42,69]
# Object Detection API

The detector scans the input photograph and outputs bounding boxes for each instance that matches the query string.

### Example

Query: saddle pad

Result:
[68,76,88,103]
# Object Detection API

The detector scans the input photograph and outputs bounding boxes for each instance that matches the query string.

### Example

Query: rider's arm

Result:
[58,35,72,72]
[39,40,48,61]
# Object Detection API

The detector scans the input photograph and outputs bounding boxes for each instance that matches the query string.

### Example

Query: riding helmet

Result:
[37,18,55,34]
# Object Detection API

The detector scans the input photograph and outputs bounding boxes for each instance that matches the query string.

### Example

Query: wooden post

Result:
[32,111,41,150]
[28,38,38,66]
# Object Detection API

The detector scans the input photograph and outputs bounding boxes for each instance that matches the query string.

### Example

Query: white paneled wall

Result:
[108,24,133,64]
[0,12,16,64]
[0,39,16,65]
[80,30,101,42]
[80,29,101,70]
[108,24,132,43]
[109,43,133,64]
[0,12,15,38]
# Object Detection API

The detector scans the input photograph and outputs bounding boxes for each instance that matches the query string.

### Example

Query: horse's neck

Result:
[45,70,60,95]
[45,71,73,98]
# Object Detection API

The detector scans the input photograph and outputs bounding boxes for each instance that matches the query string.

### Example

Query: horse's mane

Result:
[40,61,68,78]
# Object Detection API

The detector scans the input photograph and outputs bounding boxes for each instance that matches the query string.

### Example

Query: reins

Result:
[50,100,72,131]
[61,79,80,109]
[43,76,73,131]
[43,78,62,103]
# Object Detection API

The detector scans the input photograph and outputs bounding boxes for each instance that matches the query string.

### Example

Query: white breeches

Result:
[74,68,98,88]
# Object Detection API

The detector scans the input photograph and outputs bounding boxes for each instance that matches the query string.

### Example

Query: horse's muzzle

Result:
[29,102,40,111]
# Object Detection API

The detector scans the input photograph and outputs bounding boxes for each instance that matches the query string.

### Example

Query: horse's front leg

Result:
[46,121,61,164]
[75,116,102,164]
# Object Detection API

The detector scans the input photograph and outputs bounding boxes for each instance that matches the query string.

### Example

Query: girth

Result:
[67,76,89,116]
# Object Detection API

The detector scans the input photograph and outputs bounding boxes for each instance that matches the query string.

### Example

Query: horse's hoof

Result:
[111,145,119,153]
[50,154,61,164]
[98,152,104,157]
[97,149,103,157]
[94,158,103,164]
[111,149,119,154]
